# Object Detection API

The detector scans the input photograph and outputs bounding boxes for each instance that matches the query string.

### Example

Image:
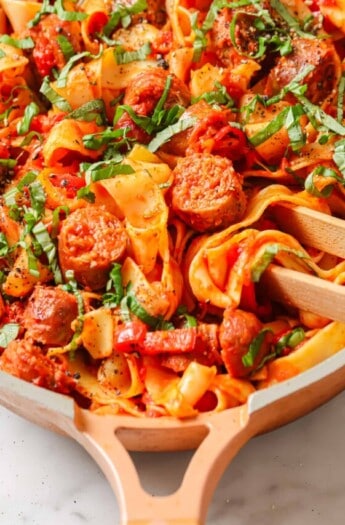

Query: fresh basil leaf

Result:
[275,326,305,354]
[54,0,87,21]
[0,159,16,168]
[337,74,345,123]
[304,165,341,197]
[249,107,289,147]
[83,127,126,149]
[32,220,62,283]
[76,185,96,203]
[242,328,272,367]
[28,181,46,217]
[121,291,161,328]
[114,42,151,64]
[0,233,10,258]
[67,99,107,125]
[0,323,20,348]
[251,243,309,282]
[0,35,34,49]
[333,139,345,175]
[103,0,147,34]
[193,81,234,108]
[17,102,40,135]
[148,116,197,152]
[103,263,124,307]
[56,34,75,60]
[40,76,72,112]
[270,0,316,38]
[27,0,53,27]
[285,104,306,151]
[295,93,345,135]
[56,51,92,88]
[84,162,134,183]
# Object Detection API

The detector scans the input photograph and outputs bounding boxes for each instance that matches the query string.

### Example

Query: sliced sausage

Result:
[23,285,78,346]
[115,68,190,142]
[171,153,247,232]
[219,308,267,378]
[267,37,342,104]
[0,338,76,394]
[58,206,128,290]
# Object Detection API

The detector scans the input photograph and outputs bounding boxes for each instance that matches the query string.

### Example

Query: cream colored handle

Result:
[73,405,255,525]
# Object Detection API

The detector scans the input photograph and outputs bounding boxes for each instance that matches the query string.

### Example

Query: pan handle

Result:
[73,405,256,525]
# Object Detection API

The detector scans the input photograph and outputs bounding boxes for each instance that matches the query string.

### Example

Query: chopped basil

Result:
[284,105,306,151]
[32,221,62,284]
[337,74,345,124]
[294,93,345,136]
[0,49,6,59]
[54,0,87,22]
[304,165,342,198]
[16,102,40,135]
[27,0,53,27]
[56,51,92,88]
[102,263,124,307]
[0,233,10,258]
[103,0,147,35]
[61,272,84,350]
[256,326,305,369]
[0,159,16,168]
[264,65,313,106]
[67,99,107,125]
[176,304,198,327]
[148,116,197,152]
[251,243,309,282]
[120,290,166,329]
[0,323,20,348]
[4,171,37,206]
[114,42,151,65]
[192,81,235,109]
[28,181,46,217]
[333,139,345,175]
[40,76,72,112]
[84,161,134,183]
[76,185,95,203]
[242,327,272,367]
[0,35,34,49]
[270,0,316,38]
[275,327,305,353]
[83,127,128,149]
[51,206,70,239]
[56,34,75,61]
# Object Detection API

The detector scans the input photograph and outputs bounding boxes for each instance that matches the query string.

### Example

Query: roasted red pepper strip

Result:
[114,321,148,353]
[140,327,198,355]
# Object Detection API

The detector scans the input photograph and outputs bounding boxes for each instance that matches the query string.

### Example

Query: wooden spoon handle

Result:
[73,405,255,525]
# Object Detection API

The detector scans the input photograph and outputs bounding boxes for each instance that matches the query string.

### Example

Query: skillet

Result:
[1,346,345,524]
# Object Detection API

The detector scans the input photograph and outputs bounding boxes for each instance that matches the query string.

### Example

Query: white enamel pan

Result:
[1,347,345,524]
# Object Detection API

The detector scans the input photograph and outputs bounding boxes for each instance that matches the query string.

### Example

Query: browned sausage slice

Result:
[219,308,265,378]
[0,338,76,394]
[171,153,247,232]
[23,285,78,346]
[58,206,128,290]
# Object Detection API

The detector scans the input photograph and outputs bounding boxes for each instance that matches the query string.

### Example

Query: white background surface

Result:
[1,389,345,525]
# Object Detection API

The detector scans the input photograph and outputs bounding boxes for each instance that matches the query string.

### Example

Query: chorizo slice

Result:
[219,308,268,378]
[23,285,78,346]
[171,153,247,232]
[58,206,128,290]
[0,338,76,394]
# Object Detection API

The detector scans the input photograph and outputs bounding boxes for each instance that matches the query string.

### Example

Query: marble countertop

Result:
[1,390,345,525]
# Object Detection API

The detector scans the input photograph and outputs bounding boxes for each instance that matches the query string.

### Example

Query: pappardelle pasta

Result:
[0,0,344,418]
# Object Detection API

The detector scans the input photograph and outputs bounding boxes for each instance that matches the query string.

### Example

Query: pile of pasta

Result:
[0,0,344,418]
